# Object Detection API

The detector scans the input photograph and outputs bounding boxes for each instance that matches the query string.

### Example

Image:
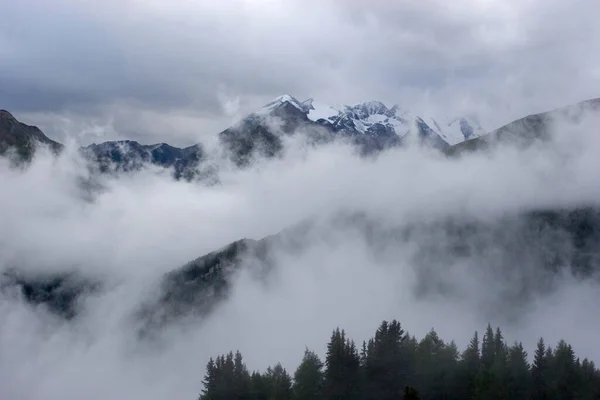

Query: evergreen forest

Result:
[199,320,600,400]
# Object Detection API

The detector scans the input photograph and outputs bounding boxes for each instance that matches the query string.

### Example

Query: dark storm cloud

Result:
[1,0,600,145]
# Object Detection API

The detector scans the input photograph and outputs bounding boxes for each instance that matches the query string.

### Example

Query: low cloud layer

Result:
[2,0,600,145]
[1,111,600,398]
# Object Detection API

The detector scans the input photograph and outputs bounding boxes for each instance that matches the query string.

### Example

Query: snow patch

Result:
[440,117,485,145]
[307,101,340,123]
[387,117,412,137]
[365,114,387,124]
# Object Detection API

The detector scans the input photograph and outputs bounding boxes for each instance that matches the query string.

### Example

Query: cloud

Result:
[2,110,600,398]
[2,0,600,145]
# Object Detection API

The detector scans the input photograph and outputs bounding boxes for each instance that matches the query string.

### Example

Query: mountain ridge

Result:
[4,206,600,328]
[447,97,600,155]
[0,109,63,161]
[3,96,600,328]
[2,96,600,176]
[0,95,485,171]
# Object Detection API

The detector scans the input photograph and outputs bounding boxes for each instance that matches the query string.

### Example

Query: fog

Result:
[1,113,600,399]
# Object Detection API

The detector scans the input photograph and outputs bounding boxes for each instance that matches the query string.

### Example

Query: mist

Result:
[1,112,600,399]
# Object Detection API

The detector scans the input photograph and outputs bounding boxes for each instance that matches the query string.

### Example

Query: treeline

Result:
[199,320,600,400]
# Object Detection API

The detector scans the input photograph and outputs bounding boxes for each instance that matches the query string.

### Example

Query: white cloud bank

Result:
[1,110,600,398]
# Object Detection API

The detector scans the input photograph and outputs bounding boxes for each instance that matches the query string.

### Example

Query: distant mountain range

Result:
[2,96,600,330]
[2,95,599,177]
[2,94,486,177]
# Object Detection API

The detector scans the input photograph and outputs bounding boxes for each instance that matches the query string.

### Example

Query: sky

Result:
[2,0,600,146]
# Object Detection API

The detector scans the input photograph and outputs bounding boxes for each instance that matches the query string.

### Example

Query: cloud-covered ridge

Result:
[2,101,600,398]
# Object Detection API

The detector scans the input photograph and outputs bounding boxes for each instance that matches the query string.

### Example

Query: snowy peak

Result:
[353,100,389,117]
[255,94,309,116]
[245,94,485,149]
[301,98,315,111]
[306,101,340,123]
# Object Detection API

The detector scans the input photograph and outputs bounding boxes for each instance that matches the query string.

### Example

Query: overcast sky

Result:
[2,0,600,146]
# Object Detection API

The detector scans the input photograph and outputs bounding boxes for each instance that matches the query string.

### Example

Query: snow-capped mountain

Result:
[217,94,486,165]
[1,95,487,176]
[250,94,485,147]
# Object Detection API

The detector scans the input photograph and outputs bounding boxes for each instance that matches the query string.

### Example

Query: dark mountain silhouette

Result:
[137,206,600,329]
[0,110,63,161]
[4,206,599,330]
[82,140,206,181]
[0,268,100,319]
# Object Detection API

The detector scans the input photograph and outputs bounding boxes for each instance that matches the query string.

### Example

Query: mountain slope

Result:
[218,95,329,166]
[0,269,100,319]
[7,206,600,327]
[0,110,63,161]
[446,97,600,156]
[144,207,600,326]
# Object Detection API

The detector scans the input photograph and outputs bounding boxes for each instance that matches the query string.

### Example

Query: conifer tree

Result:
[360,341,369,368]
[506,342,530,400]
[223,352,236,398]
[249,371,269,400]
[414,329,450,399]
[200,357,217,400]
[553,339,578,400]
[324,328,361,400]
[401,334,419,386]
[364,320,407,400]
[265,363,293,400]
[489,327,508,399]
[577,358,600,399]
[531,338,550,400]
[293,348,324,400]
[456,331,480,400]
[233,351,252,399]
[481,324,495,369]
